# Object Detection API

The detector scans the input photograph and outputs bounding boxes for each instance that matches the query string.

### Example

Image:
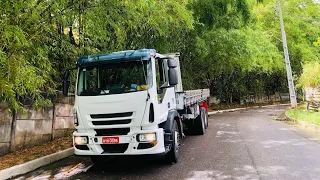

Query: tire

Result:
[165,120,181,164]
[195,108,206,135]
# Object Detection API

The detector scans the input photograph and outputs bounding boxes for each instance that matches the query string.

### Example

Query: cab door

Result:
[155,58,175,123]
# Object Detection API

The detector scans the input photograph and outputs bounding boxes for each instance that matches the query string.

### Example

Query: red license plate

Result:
[102,137,119,144]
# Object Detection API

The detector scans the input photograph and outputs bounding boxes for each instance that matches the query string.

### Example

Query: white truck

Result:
[62,49,210,164]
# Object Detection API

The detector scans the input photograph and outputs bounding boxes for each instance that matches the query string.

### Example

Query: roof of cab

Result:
[77,49,157,67]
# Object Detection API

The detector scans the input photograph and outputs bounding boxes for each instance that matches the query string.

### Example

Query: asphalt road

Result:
[14,105,320,180]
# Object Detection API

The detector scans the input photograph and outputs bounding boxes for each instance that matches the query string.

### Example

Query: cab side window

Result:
[155,59,168,103]
[155,59,167,88]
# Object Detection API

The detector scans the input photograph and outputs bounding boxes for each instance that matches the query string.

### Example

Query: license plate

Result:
[102,137,119,144]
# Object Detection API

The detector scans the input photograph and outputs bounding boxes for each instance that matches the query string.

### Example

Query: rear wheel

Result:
[165,120,181,164]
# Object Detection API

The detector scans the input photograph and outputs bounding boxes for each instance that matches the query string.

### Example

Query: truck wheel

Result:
[195,108,206,135]
[165,120,181,164]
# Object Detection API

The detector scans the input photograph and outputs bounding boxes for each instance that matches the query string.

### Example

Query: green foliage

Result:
[287,104,320,126]
[182,0,319,103]
[1,0,319,108]
[298,61,320,88]
[253,0,320,74]
[0,0,56,110]
[0,0,194,109]
[190,0,251,30]
[314,38,320,47]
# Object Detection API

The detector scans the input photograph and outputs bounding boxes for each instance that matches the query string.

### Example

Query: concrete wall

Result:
[305,87,320,102]
[13,107,53,150]
[0,103,13,156]
[0,96,75,156]
[210,92,291,105]
[53,95,75,139]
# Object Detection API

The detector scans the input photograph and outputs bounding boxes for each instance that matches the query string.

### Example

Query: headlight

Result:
[137,133,156,142]
[73,111,79,126]
[74,136,88,145]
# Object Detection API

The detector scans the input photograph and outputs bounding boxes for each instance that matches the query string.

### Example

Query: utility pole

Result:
[277,1,297,107]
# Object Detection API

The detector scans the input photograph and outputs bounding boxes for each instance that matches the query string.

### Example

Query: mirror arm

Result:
[67,67,78,71]
[62,67,77,97]
[160,85,174,89]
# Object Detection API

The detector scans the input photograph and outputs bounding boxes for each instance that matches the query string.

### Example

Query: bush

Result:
[298,61,320,89]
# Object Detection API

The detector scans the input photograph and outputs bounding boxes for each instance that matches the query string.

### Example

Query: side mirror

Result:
[63,79,70,96]
[168,69,178,86]
[167,58,177,68]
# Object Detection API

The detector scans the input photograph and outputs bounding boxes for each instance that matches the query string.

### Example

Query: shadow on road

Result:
[87,156,169,174]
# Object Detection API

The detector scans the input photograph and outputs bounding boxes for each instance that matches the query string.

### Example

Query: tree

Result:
[1,0,319,108]
[298,61,320,88]
[0,0,195,110]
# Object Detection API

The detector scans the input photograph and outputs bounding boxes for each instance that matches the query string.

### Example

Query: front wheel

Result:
[165,120,181,164]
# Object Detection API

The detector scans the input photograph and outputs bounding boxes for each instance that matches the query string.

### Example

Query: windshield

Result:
[77,61,152,96]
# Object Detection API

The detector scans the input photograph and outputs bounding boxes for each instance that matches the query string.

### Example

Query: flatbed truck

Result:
[63,49,210,164]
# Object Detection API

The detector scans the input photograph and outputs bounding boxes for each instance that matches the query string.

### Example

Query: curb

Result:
[284,111,298,123]
[0,148,74,180]
[208,103,290,115]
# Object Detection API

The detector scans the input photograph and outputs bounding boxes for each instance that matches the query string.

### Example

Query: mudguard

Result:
[160,110,180,133]
[159,110,183,152]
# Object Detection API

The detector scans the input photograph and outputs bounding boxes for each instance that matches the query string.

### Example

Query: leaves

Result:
[314,38,320,47]
[0,0,194,109]
[182,0,319,103]
[0,0,319,107]
[298,61,320,88]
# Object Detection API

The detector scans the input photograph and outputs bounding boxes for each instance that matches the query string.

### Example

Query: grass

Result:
[0,137,72,170]
[286,104,320,126]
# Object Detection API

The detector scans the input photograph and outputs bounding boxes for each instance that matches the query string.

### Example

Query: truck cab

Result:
[63,49,209,164]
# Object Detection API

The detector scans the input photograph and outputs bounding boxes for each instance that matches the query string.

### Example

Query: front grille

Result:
[91,112,133,119]
[101,144,129,153]
[92,119,131,126]
[95,128,130,136]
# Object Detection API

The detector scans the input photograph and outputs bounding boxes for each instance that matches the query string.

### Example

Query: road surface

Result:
[14,105,320,180]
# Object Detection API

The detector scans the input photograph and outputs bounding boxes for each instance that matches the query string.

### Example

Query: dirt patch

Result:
[0,137,72,170]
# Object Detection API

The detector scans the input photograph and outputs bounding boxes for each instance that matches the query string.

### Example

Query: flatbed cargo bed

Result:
[176,89,210,110]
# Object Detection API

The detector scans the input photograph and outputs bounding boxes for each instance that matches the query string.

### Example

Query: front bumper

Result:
[73,128,165,155]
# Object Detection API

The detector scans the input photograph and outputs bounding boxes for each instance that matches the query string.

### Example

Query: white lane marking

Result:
[186,171,214,180]
[216,131,240,136]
